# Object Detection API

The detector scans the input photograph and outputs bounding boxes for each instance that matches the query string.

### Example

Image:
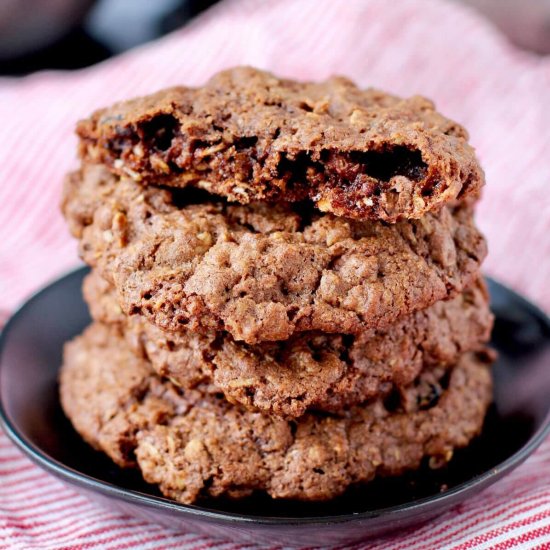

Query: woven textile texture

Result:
[0,0,549,548]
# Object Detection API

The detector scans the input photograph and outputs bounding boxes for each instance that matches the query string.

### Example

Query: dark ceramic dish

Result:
[1,267,549,546]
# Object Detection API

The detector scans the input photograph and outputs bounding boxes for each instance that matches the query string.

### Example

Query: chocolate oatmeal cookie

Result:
[84,271,493,418]
[77,67,483,222]
[60,323,493,504]
[62,164,487,344]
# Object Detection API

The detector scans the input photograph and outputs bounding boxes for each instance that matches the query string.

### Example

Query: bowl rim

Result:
[1,266,549,527]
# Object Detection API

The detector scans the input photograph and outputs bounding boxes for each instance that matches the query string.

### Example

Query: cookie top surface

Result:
[84,271,493,418]
[77,67,483,222]
[60,323,493,504]
[62,164,487,344]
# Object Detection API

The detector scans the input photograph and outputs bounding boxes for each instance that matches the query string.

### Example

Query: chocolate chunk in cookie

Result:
[77,67,483,222]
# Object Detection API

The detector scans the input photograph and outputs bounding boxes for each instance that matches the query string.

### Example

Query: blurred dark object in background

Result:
[1,0,549,76]
[454,0,550,55]
[0,0,95,61]
[0,0,220,75]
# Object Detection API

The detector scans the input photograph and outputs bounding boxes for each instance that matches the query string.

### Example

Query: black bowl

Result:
[1,267,549,546]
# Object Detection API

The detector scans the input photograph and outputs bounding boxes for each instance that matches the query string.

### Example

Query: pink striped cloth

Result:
[0,0,549,547]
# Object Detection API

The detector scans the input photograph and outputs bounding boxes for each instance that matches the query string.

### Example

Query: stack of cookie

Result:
[60,67,494,504]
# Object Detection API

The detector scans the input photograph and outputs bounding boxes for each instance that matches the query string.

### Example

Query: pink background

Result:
[0,0,549,548]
